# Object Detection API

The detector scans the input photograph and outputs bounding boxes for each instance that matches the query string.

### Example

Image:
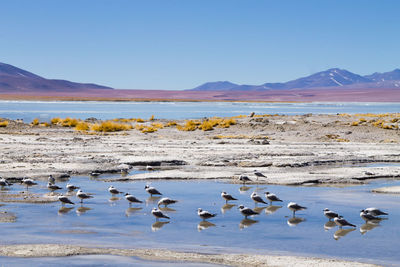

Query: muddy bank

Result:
[0,244,378,267]
[0,114,399,185]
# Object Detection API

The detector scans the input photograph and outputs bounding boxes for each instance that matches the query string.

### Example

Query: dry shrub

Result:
[177,120,200,131]
[40,122,50,127]
[91,121,133,132]
[51,117,61,124]
[165,121,177,127]
[141,126,158,133]
[75,122,90,131]
[135,124,145,131]
[218,118,236,128]
[0,120,9,127]
[351,121,359,126]
[149,115,155,121]
[136,118,145,123]
[61,117,79,127]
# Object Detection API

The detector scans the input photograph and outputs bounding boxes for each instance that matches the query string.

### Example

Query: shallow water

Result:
[0,176,399,265]
[1,101,399,122]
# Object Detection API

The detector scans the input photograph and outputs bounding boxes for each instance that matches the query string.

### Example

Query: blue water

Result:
[0,101,399,122]
[0,176,399,265]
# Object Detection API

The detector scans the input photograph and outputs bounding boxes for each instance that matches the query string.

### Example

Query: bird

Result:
[251,192,268,205]
[125,193,143,205]
[48,175,55,184]
[21,178,37,190]
[108,185,123,195]
[365,207,388,216]
[238,205,260,218]
[145,185,162,196]
[265,192,283,204]
[254,170,267,180]
[221,191,237,203]
[197,208,217,221]
[76,189,93,203]
[47,182,62,191]
[58,194,74,206]
[146,165,154,171]
[239,175,251,184]
[323,208,339,221]
[360,210,381,222]
[287,202,307,216]
[0,177,10,187]
[90,171,101,177]
[157,197,178,207]
[66,183,80,191]
[151,207,170,221]
[334,215,356,228]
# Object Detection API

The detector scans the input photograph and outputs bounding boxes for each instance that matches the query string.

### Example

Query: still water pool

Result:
[0,176,399,265]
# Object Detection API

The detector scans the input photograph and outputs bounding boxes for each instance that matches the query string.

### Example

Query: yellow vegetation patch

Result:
[149,115,155,121]
[75,122,90,131]
[51,117,61,124]
[164,121,177,127]
[177,120,200,131]
[90,121,133,132]
[31,118,40,126]
[141,126,158,133]
[351,121,359,126]
[0,120,9,127]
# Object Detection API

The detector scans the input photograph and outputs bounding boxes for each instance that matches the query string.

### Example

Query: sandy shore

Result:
[0,113,399,187]
[0,244,379,266]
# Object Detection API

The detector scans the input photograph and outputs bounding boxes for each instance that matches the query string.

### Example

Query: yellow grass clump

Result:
[164,121,177,127]
[218,118,237,128]
[90,121,133,132]
[39,122,50,127]
[149,115,155,121]
[51,117,61,125]
[136,118,145,123]
[31,118,40,126]
[151,122,164,129]
[177,120,200,131]
[61,117,79,127]
[0,120,9,127]
[199,120,215,131]
[75,122,90,131]
[351,121,359,126]
[141,126,158,133]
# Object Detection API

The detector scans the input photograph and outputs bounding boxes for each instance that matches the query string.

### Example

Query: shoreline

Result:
[0,244,379,266]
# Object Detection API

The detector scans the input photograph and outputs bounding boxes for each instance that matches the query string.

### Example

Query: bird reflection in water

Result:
[58,207,74,215]
[287,216,306,227]
[239,218,258,230]
[146,196,161,206]
[76,206,91,216]
[108,196,120,205]
[360,221,382,235]
[239,186,252,194]
[151,221,169,232]
[221,204,236,214]
[159,207,176,213]
[265,205,282,215]
[253,206,267,214]
[197,221,216,232]
[334,228,356,240]
[125,207,143,217]
[324,221,337,231]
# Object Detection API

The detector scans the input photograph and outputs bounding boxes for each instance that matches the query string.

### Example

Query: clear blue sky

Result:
[1,0,399,90]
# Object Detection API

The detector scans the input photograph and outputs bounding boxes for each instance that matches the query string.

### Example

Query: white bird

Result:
[287,202,307,216]
[265,192,283,204]
[58,194,74,206]
[48,175,55,184]
[251,192,268,205]
[323,208,339,221]
[238,205,259,218]
[365,207,388,216]
[239,175,251,184]
[108,185,123,195]
[221,191,237,203]
[145,185,162,196]
[360,210,381,222]
[254,170,267,180]
[21,178,37,189]
[76,189,93,203]
[0,177,10,187]
[125,193,142,205]
[197,208,217,221]
[157,197,178,207]
[146,165,154,171]
[334,215,356,228]
[151,207,170,220]
[66,183,80,191]
[47,182,62,191]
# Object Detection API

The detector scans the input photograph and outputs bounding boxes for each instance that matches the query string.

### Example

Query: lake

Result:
[0,101,399,122]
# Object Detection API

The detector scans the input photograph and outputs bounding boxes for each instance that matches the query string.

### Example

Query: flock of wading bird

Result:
[0,169,389,235]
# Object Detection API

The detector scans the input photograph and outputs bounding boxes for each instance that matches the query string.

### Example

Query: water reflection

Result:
[253,206,267,214]
[109,197,120,205]
[76,206,91,216]
[287,216,306,227]
[151,221,169,232]
[159,207,176,213]
[334,228,356,240]
[221,204,236,214]
[360,222,381,235]
[197,221,216,232]
[239,186,252,194]
[324,221,337,231]
[265,205,282,215]
[239,218,259,230]
[146,196,161,206]
[125,207,143,217]
[58,207,74,215]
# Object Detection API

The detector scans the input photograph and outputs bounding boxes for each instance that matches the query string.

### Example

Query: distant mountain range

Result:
[0,62,112,92]
[190,68,400,91]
